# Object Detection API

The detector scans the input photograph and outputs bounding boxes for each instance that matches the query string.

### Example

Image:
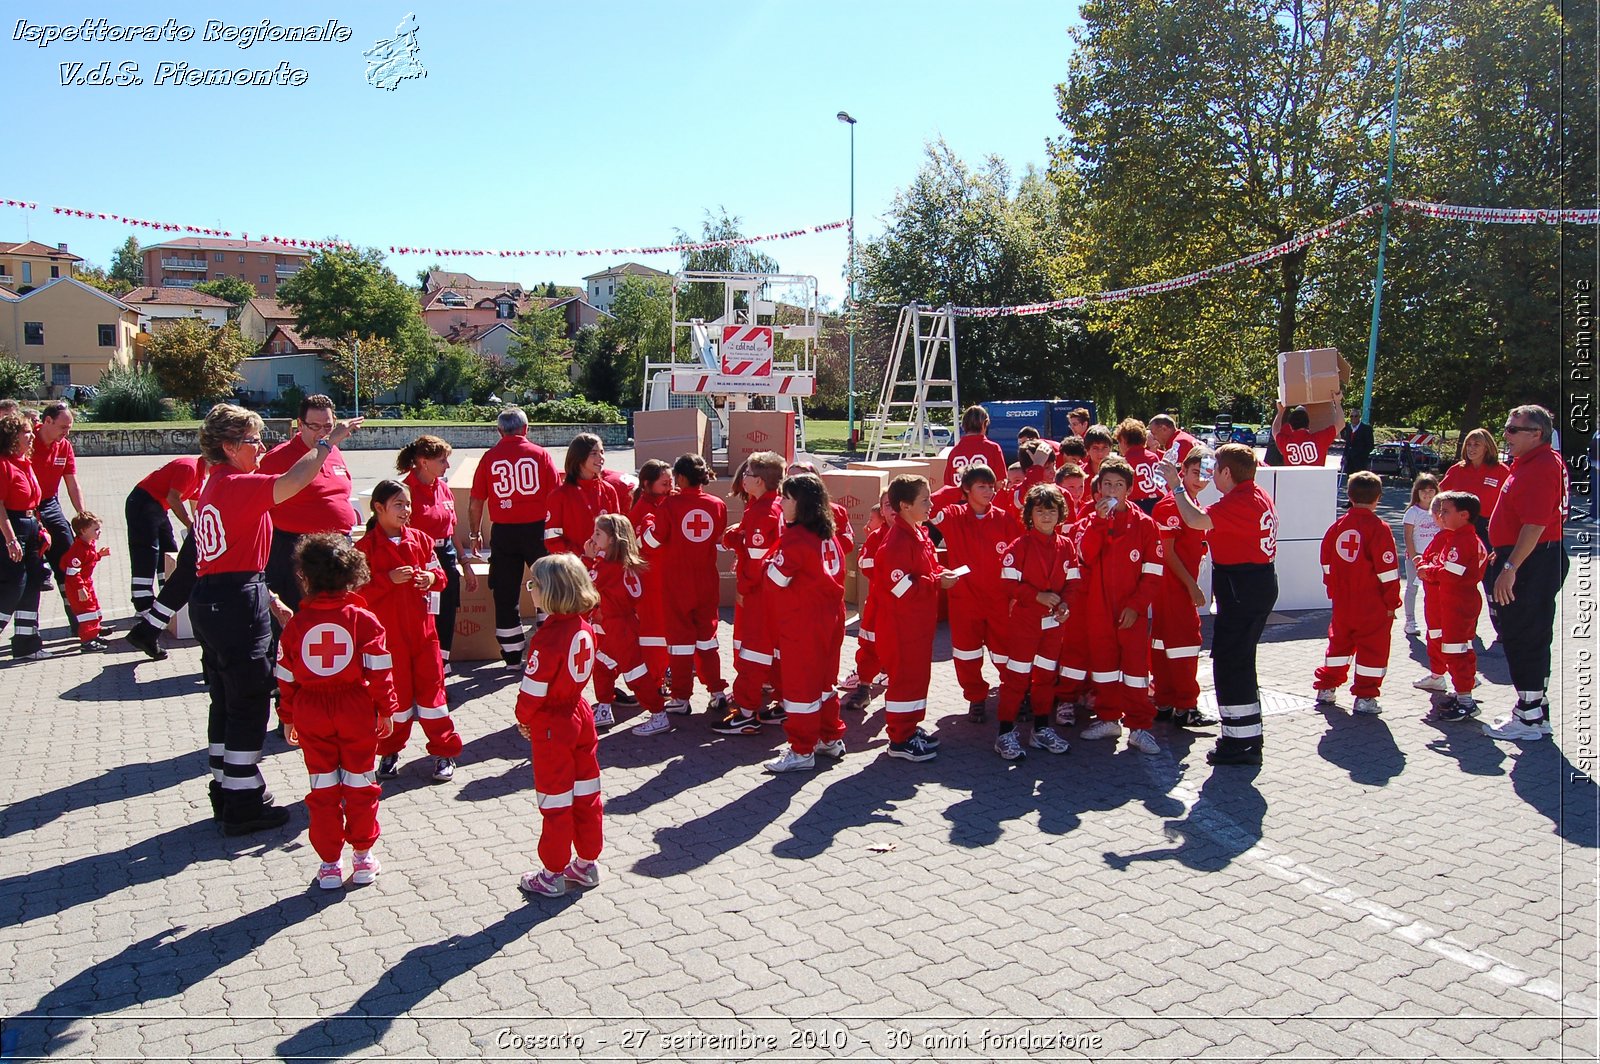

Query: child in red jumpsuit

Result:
[515,554,604,897]
[1312,471,1401,714]
[641,455,728,714]
[1115,418,1165,513]
[628,460,673,686]
[1419,491,1489,721]
[356,479,463,783]
[1077,458,1165,754]
[840,496,889,710]
[873,475,957,762]
[544,432,625,555]
[1151,448,1216,726]
[61,511,110,650]
[718,452,787,734]
[762,473,851,772]
[931,463,1021,721]
[584,512,667,734]
[277,534,399,890]
[1054,480,1097,726]
[995,484,1081,759]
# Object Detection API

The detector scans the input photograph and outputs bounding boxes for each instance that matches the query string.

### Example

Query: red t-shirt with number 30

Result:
[193,464,277,577]
[1205,481,1277,566]
[471,434,559,525]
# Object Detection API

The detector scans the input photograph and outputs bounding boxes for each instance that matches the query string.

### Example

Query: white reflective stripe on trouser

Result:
[146,601,175,623]
[668,644,695,655]
[1059,665,1087,680]
[622,661,650,683]
[1323,655,1353,667]
[1441,642,1472,654]
[1122,673,1150,688]
[341,768,379,787]
[783,698,823,716]
[1218,701,1262,740]
[1090,670,1121,683]
[1353,664,1386,678]
[309,770,342,789]
[391,706,417,723]
[1220,723,1263,739]
[951,646,984,661]
[1005,658,1033,674]
[131,576,156,586]
[572,776,601,798]
[738,647,774,665]
[75,611,101,622]
[224,749,262,766]
[639,636,667,648]
[537,788,574,810]
[885,698,927,714]
[696,638,719,651]
[1428,629,1443,639]
[1165,645,1201,659]
[220,769,266,790]
[495,627,523,639]
[416,703,451,720]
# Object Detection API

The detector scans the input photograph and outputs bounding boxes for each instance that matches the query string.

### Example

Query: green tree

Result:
[601,274,673,407]
[572,323,623,405]
[0,345,43,397]
[73,262,131,296]
[507,303,574,400]
[673,208,781,325]
[325,334,407,407]
[145,319,251,407]
[278,246,433,354]
[109,236,143,288]
[410,341,488,404]
[194,276,255,315]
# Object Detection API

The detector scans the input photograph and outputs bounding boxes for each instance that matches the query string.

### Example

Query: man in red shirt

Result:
[124,455,203,615]
[31,402,91,630]
[1271,400,1344,467]
[1482,404,1569,740]
[258,394,358,613]
[1158,444,1278,765]
[467,407,560,666]
[1148,414,1199,464]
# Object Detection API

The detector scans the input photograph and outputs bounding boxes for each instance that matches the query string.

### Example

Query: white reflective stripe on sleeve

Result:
[999,567,1022,581]
[339,768,378,787]
[363,653,393,670]
[596,650,618,670]
[1032,655,1058,671]
[63,564,82,576]
[1141,563,1163,575]
[1220,723,1263,739]
[891,574,913,598]
[1377,569,1399,583]
[416,703,451,719]
[536,788,574,810]
[738,647,774,665]
[950,646,984,660]
[1151,639,1166,650]
[858,630,875,643]
[1323,655,1353,666]
[308,770,342,789]
[859,557,875,570]
[1442,561,1467,576]
[782,698,823,716]
[1321,565,1332,575]
[695,638,719,651]
[1122,673,1149,689]
[1441,642,1473,654]
[275,664,295,682]
[592,624,606,635]
[1165,645,1201,659]
[1040,615,1060,630]
[768,568,793,587]
[643,528,662,549]
[572,776,601,797]
[1353,664,1386,678]
[544,528,563,540]
[668,644,695,655]
[1005,659,1033,674]
[1059,666,1087,680]
[1064,567,1081,580]
[391,706,416,723]
[621,662,650,683]
[884,698,928,714]
[1090,670,1121,683]
[747,547,767,559]
[519,678,549,697]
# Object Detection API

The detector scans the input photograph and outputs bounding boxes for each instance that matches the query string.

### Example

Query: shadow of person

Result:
[1,748,208,839]
[632,770,815,877]
[15,892,333,1058]
[605,733,785,816]
[1316,705,1406,786]
[1102,763,1266,873]
[274,900,575,1062]
[58,659,207,702]
[1422,714,1597,847]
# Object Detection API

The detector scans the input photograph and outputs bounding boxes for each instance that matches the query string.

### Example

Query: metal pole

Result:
[1360,0,1410,424]
[847,121,857,448]
[353,337,360,418]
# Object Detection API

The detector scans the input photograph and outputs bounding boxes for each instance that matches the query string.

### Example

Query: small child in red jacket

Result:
[1312,471,1401,714]
[278,534,399,890]
[1418,491,1489,722]
[515,554,604,897]
[840,496,890,711]
[61,511,110,650]
[584,512,667,734]
[931,463,1022,722]
[719,452,787,735]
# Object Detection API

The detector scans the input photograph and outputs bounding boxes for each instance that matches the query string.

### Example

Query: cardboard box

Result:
[726,410,796,472]
[719,571,738,608]
[821,469,890,546]
[1278,347,1351,407]
[1302,400,1344,436]
[633,408,710,475]
[450,561,501,662]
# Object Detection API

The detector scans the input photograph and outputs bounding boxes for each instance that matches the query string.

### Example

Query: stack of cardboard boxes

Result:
[1278,347,1351,437]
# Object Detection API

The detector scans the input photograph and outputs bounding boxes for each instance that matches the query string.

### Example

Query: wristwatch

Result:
[316,437,333,450]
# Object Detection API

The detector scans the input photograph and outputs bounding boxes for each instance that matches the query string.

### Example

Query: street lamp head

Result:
[836,111,856,124]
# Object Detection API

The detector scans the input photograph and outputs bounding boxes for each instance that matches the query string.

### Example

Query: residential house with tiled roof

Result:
[121,286,234,332]
[238,296,297,346]
[142,238,311,296]
[238,323,337,403]
[581,262,670,313]
[0,241,83,292]
[0,277,137,395]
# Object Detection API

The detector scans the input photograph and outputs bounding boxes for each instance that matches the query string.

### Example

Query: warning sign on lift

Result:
[720,326,773,377]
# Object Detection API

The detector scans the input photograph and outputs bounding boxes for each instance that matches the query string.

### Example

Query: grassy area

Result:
[802,418,852,454]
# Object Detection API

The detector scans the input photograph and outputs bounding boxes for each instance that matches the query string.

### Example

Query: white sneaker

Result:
[1054,701,1078,726]
[1315,688,1338,705]
[763,748,816,773]
[1353,697,1382,716]
[1412,673,1448,692]
[633,712,671,736]
[317,859,345,890]
[350,850,381,885]
[1404,622,1420,636]
[994,730,1026,760]
[1029,726,1071,755]
[664,698,692,715]
[431,757,455,783]
[592,703,615,730]
[1126,729,1160,755]
[814,739,846,759]
[1079,720,1123,741]
[839,669,862,690]
[1484,716,1551,741]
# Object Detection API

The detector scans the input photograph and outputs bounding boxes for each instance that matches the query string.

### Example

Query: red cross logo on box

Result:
[682,509,715,543]
[302,623,354,677]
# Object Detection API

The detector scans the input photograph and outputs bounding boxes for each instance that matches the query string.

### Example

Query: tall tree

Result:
[194,276,255,317]
[278,247,433,352]
[324,334,407,407]
[507,303,574,400]
[109,236,143,288]
[145,319,251,407]
[601,274,673,407]
[674,208,782,326]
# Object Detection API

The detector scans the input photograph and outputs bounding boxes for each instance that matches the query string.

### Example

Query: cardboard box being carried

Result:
[1278,347,1351,407]
[1301,400,1345,436]
[633,408,711,475]
[726,410,796,473]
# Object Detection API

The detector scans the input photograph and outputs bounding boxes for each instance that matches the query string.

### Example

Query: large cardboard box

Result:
[726,410,796,472]
[633,408,710,474]
[1278,348,1351,407]
[450,561,500,662]
[821,469,889,546]
[1302,400,1344,437]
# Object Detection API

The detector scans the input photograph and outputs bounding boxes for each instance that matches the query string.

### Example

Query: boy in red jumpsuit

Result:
[1312,471,1401,714]
[61,511,110,650]
[719,453,786,734]
[931,463,1021,721]
[277,534,399,890]
[1115,418,1165,513]
[840,497,889,710]
[515,554,604,897]
[1151,449,1216,726]
[995,484,1081,759]
[641,455,728,714]
[1077,458,1165,755]
[872,475,956,761]
[1418,491,1489,722]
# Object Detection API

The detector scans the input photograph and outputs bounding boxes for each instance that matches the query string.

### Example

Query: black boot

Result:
[124,621,168,661]
[208,781,223,820]
[220,788,290,836]
[1206,742,1262,766]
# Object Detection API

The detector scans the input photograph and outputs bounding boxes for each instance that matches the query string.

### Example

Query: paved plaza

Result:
[1,450,1595,1062]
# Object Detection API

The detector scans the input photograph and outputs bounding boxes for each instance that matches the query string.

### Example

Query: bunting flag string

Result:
[1392,199,1600,226]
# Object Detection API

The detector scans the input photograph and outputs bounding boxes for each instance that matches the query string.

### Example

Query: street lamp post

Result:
[837,110,857,450]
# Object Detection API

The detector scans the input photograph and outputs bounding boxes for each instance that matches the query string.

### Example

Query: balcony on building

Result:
[163,278,202,288]
[161,257,209,271]
[275,264,300,277]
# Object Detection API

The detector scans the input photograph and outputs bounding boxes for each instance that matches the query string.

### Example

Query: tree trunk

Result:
[1457,376,1488,456]
[1276,249,1307,354]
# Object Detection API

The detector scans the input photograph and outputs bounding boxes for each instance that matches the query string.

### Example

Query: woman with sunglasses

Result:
[0,413,51,660]
[190,403,361,836]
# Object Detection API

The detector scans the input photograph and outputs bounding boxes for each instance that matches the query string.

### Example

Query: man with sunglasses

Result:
[1481,404,1568,741]
[259,394,359,613]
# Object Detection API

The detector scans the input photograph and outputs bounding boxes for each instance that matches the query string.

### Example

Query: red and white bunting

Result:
[1393,199,1600,226]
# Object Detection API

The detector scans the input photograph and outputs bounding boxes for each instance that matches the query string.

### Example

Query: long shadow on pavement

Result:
[1315,706,1406,786]
[0,748,208,839]
[1101,764,1266,872]
[57,659,208,703]
[274,899,576,1062]
[1422,718,1598,848]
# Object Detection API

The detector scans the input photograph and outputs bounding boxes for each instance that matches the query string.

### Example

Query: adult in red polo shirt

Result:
[124,455,203,615]
[1439,427,1505,547]
[1148,414,1199,464]
[0,413,50,659]
[258,394,358,612]
[943,406,1007,488]
[466,407,560,666]
[1272,400,1344,467]
[31,402,88,628]
[1482,405,1569,741]
[189,403,360,836]
[1158,444,1278,766]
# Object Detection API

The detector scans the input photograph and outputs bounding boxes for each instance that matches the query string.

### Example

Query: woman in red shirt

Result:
[398,435,478,672]
[0,414,50,660]
[544,433,624,556]
[190,403,360,836]
[1439,428,1504,548]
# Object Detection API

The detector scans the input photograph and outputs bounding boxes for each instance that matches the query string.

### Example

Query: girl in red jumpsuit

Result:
[872,475,957,762]
[640,455,728,714]
[761,473,851,772]
[719,453,787,734]
[357,480,463,784]
[1077,458,1166,755]
[629,460,674,686]
[840,497,889,710]
[931,463,1021,722]
[544,433,624,556]
[584,513,666,734]
[61,511,111,650]
[1420,492,1490,721]
[995,484,1081,759]
[515,554,604,897]
[278,534,399,890]
[1151,448,1216,726]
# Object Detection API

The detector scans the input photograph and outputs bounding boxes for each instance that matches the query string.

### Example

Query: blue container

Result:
[1047,399,1098,440]
[981,400,1052,460]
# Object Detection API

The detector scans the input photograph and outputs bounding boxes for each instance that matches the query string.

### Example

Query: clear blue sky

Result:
[1,0,1079,304]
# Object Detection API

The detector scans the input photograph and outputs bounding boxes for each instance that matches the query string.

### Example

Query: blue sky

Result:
[0,0,1079,304]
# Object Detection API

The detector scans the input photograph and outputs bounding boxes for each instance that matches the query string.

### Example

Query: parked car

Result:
[59,384,98,405]
[1368,441,1444,477]
[1228,425,1259,447]
[899,425,955,449]
[1186,424,1219,447]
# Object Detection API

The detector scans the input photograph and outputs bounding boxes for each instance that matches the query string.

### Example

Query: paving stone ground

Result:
[0,450,1595,1062]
